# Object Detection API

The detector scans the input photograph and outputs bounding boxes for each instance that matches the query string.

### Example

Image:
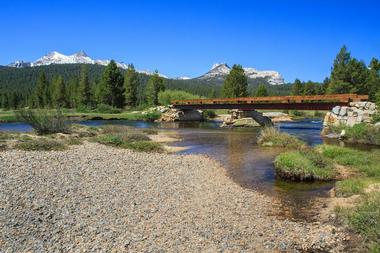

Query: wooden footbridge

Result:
[172,94,368,111]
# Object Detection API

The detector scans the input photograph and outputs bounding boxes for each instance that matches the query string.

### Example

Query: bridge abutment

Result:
[222,110,273,127]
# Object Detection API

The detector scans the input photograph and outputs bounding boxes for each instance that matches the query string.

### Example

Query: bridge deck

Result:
[172,94,368,111]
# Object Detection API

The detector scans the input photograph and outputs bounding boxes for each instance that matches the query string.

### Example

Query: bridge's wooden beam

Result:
[173,102,350,111]
[172,94,368,106]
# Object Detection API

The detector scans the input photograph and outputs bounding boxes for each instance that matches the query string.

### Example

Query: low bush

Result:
[274,149,337,181]
[158,89,202,105]
[257,127,306,150]
[15,138,67,151]
[95,133,163,152]
[94,104,122,114]
[141,111,161,122]
[96,134,124,146]
[329,123,380,146]
[16,109,71,135]
[346,192,380,251]
[203,110,217,119]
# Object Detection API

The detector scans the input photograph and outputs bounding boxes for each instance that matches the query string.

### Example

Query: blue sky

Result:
[1,0,379,82]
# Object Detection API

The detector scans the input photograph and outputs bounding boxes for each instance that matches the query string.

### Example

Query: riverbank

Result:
[0,109,161,123]
[1,142,346,252]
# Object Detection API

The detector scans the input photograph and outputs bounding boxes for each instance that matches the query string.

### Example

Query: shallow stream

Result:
[0,118,344,220]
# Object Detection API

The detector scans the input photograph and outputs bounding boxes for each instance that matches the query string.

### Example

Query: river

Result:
[0,118,335,220]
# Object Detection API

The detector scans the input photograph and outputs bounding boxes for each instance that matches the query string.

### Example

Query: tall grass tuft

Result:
[16,109,71,135]
[257,127,306,150]
[274,149,337,181]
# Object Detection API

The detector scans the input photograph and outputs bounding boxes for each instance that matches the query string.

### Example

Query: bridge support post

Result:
[225,110,273,127]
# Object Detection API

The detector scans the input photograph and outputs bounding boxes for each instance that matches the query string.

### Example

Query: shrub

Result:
[313,110,325,118]
[289,110,305,117]
[94,104,122,114]
[203,110,217,119]
[15,138,67,151]
[96,134,124,146]
[16,109,71,135]
[274,150,337,181]
[257,127,306,149]
[158,89,202,105]
[141,111,161,122]
[347,192,380,250]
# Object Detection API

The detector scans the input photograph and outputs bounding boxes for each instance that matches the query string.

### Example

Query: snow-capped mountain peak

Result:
[197,63,284,85]
[7,51,168,78]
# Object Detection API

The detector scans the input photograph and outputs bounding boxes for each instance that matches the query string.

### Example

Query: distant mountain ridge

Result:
[6,51,284,85]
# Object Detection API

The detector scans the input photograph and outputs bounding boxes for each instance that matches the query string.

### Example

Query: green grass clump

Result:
[318,145,380,177]
[101,125,130,134]
[329,123,380,146]
[96,134,124,146]
[346,192,380,251]
[95,132,163,152]
[0,132,16,140]
[65,136,83,145]
[15,138,67,151]
[274,149,337,181]
[336,178,367,197]
[257,127,306,149]
[16,109,71,135]
[121,141,164,153]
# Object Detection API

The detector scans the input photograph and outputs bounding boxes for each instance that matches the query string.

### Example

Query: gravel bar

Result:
[1,142,346,252]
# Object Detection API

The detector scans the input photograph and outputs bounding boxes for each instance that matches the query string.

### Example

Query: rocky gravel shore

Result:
[1,142,346,252]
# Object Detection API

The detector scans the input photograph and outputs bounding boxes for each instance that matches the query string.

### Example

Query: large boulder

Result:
[323,101,378,128]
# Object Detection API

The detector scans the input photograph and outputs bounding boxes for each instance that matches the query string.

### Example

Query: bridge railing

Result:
[172,94,368,105]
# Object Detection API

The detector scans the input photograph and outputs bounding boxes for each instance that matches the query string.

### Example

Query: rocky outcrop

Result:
[158,109,204,122]
[323,102,377,127]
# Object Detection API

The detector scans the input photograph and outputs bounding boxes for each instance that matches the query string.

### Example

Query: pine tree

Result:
[98,60,125,108]
[255,84,268,97]
[124,64,139,107]
[222,64,248,98]
[292,79,303,95]
[303,81,317,95]
[67,77,79,108]
[327,46,353,94]
[51,75,67,107]
[78,65,92,106]
[366,58,380,101]
[146,70,165,106]
[33,72,49,108]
